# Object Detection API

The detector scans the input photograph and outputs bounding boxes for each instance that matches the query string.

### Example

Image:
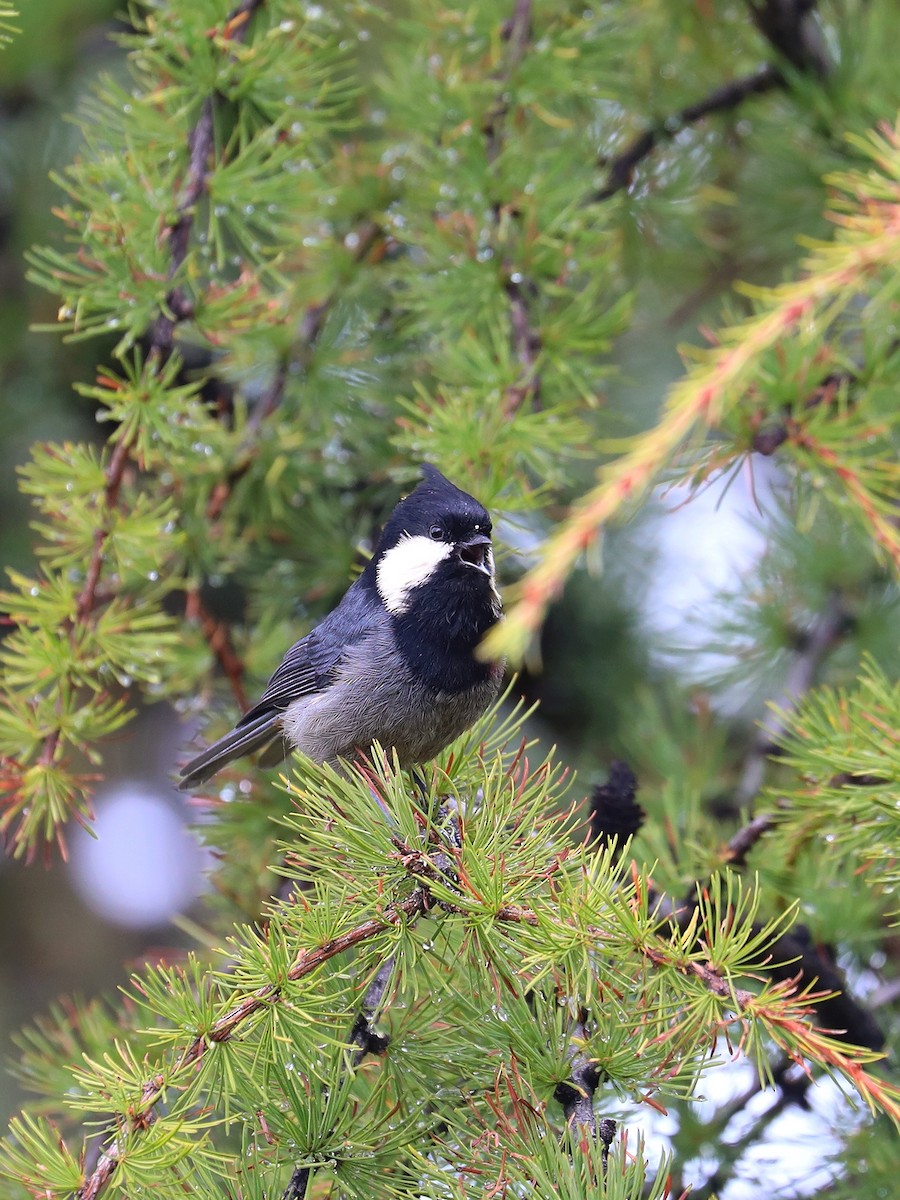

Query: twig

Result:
[594,0,830,203]
[280,1166,310,1200]
[76,889,430,1200]
[232,217,382,446]
[73,808,895,1199]
[503,273,542,415]
[675,799,884,1056]
[483,2,543,415]
[593,65,784,201]
[185,587,249,711]
[553,1012,600,1136]
[148,94,214,361]
[723,813,776,868]
[483,0,533,165]
[25,2,269,824]
[734,589,850,807]
[350,954,395,1066]
[746,0,831,78]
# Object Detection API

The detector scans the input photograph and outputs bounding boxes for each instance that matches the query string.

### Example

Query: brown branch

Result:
[483,3,543,416]
[593,64,785,201]
[73,800,894,1200]
[723,813,776,868]
[483,0,533,165]
[28,5,264,807]
[502,273,542,415]
[150,0,265,357]
[593,1,830,204]
[186,587,249,711]
[76,889,430,1200]
[239,219,382,437]
[148,95,213,360]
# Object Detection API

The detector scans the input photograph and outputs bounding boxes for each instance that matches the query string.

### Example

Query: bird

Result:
[178,465,504,791]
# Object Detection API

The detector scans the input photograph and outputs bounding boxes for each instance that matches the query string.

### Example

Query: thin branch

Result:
[483,2,543,415]
[734,589,850,807]
[745,0,831,78]
[553,1012,600,1136]
[148,94,214,361]
[723,813,776,868]
[594,0,830,203]
[488,192,900,660]
[185,587,249,712]
[281,1166,310,1200]
[502,273,542,415]
[75,889,430,1200]
[26,4,269,818]
[593,65,785,202]
[237,218,382,440]
[483,0,533,165]
[73,809,898,1199]
[350,954,396,1067]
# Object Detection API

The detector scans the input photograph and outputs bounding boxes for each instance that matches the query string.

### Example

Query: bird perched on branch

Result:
[179,465,503,790]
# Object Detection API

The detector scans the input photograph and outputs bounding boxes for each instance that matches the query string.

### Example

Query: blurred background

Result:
[1,6,898,1194]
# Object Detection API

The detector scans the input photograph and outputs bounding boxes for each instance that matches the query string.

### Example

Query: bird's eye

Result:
[429,524,443,540]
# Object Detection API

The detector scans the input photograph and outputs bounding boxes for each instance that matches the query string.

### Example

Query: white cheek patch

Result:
[377,534,452,614]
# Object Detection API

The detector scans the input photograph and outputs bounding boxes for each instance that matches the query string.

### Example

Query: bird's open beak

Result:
[456,533,493,575]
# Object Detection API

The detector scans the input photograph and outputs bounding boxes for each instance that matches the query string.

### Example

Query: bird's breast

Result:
[279,624,501,768]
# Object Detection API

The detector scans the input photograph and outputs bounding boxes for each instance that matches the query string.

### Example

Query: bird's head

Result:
[373,465,499,617]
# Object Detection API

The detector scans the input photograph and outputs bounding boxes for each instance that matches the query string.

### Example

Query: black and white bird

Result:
[178,466,503,791]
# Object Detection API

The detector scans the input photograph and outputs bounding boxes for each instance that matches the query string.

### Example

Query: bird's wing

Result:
[237,629,330,722]
[178,580,380,790]
[237,579,379,723]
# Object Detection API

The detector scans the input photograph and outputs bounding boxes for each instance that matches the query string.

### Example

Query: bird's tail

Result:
[178,711,286,791]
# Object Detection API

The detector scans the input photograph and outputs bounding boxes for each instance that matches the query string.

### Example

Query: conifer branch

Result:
[482,1,543,416]
[186,587,249,712]
[735,589,850,807]
[554,1013,600,1135]
[35,432,137,789]
[593,65,785,202]
[9,0,271,849]
[75,890,430,1200]
[594,0,829,202]
[281,1166,310,1200]
[722,813,776,868]
[486,192,900,662]
[350,954,395,1065]
[484,0,532,165]
[149,94,213,361]
[247,219,383,432]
